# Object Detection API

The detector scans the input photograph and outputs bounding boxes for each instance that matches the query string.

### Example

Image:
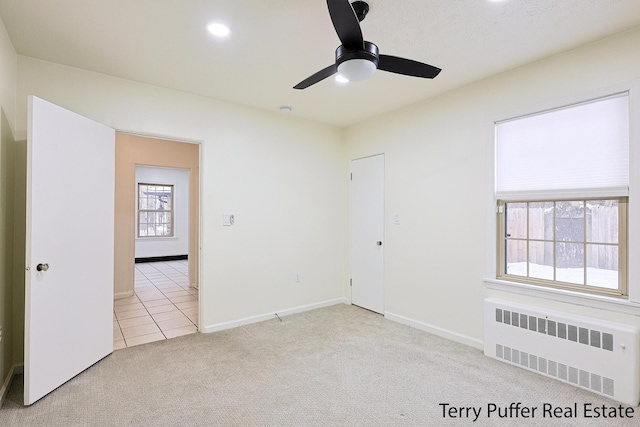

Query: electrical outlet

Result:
[295,273,301,283]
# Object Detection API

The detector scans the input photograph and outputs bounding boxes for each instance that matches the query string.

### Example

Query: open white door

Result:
[350,154,384,314]
[25,96,115,405]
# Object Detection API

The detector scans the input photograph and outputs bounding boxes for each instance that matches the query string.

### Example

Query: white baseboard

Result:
[114,290,134,300]
[202,298,349,333]
[385,311,484,350]
[0,363,24,408]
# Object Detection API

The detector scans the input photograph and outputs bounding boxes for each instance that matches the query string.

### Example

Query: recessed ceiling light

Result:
[279,106,293,114]
[207,22,230,37]
[335,74,349,84]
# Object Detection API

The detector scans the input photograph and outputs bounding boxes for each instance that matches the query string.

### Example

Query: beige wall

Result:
[114,133,199,297]
[10,140,25,369]
[0,15,19,394]
[0,16,16,127]
[0,111,14,387]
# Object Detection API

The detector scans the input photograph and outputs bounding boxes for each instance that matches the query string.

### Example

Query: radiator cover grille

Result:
[484,298,640,406]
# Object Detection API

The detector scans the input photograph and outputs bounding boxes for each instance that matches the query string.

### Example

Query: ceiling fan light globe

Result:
[337,59,376,82]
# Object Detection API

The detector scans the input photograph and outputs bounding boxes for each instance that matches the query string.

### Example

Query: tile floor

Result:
[113,260,198,349]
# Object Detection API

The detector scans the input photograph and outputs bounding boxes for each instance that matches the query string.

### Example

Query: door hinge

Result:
[496,205,504,214]
[350,173,352,181]
[350,278,352,287]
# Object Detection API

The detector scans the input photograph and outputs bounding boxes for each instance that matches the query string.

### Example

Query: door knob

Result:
[36,263,49,272]
[376,241,382,246]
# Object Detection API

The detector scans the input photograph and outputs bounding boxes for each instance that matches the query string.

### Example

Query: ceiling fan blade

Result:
[327,0,364,50]
[378,54,441,79]
[293,64,338,89]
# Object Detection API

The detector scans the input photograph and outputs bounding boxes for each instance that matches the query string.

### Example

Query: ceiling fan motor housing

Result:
[335,41,379,67]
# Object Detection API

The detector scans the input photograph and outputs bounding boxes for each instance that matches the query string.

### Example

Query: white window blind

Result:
[496,93,629,200]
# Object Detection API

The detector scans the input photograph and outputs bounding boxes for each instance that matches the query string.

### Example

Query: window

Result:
[497,198,627,296]
[495,93,629,296]
[138,183,174,237]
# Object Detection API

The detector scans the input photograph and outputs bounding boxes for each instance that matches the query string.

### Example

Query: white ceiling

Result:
[1,0,639,128]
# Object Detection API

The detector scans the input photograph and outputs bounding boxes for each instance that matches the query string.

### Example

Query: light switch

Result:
[393,213,401,225]
[223,214,235,226]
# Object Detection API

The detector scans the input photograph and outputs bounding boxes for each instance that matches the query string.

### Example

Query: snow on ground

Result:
[506,262,617,289]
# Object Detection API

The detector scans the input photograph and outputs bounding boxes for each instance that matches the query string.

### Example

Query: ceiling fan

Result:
[293,0,441,89]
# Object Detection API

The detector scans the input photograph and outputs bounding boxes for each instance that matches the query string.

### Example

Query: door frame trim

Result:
[114,131,203,330]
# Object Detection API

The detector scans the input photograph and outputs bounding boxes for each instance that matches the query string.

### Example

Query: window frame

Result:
[485,81,640,310]
[496,197,628,298]
[137,182,175,238]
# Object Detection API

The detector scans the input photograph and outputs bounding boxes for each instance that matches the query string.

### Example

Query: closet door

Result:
[350,154,384,314]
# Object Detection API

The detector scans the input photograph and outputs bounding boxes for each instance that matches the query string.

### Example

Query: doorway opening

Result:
[114,259,197,348]
[113,133,200,349]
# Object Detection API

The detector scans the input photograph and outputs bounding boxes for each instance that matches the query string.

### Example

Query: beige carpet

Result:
[0,304,636,426]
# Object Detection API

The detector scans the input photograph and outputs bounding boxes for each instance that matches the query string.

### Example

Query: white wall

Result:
[135,166,189,258]
[345,27,640,346]
[16,57,348,331]
[13,24,640,354]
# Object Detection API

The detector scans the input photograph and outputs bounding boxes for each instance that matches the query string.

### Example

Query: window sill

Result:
[484,278,640,316]
[135,236,178,241]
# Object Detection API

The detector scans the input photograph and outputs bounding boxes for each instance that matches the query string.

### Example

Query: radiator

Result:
[484,297,640,406]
